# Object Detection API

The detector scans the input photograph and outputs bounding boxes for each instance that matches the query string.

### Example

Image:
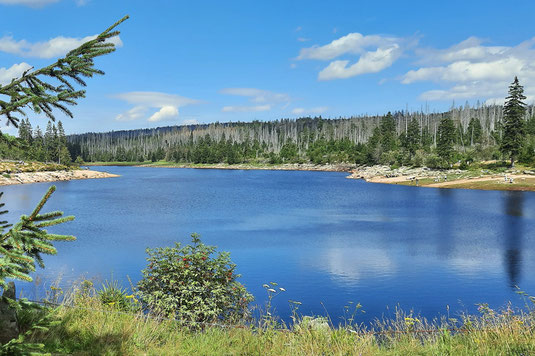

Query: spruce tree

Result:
[404,117,421,157]
[0,16,127,351]
[467,117,483,145]
[380,112,397,152]
[437,116,456,164]
[501,76,527,166]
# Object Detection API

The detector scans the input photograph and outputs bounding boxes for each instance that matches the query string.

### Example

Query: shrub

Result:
[137,234,253,323]
[97,279,138,312]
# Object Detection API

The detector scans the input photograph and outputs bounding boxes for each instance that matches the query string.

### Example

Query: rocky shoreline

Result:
[0,169,119,186]
[346,165,464,181]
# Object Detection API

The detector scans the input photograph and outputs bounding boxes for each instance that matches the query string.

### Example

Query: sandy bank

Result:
[346,165,535,191]
[0,169,119,186]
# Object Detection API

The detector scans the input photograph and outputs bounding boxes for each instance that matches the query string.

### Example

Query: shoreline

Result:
[87,161,535,192]
[0,169,119,186]
[134,162,354,173]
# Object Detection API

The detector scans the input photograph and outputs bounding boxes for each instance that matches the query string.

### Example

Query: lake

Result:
[2,166,535,325]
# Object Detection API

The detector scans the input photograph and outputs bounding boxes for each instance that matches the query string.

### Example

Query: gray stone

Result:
[0,282,19,344]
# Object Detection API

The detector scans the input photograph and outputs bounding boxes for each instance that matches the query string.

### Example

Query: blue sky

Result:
[1,0,535,134]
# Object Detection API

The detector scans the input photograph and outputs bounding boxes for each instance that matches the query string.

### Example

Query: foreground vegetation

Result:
[9,281,535,355]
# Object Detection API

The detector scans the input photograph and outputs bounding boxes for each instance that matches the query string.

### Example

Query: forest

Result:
[64,102,535,169]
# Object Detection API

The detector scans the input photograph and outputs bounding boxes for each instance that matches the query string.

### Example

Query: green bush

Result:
[425,154,446,169]
[137,234,253,323]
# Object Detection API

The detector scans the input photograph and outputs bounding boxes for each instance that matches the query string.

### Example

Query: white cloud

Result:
[318,45,401,80]
[291,106,328,115]
[0,34,122,59]
[148,105,178,122]
[222,105,271,113]
[297,32,401,61]
[0,62,32,85]
[114,91,199,122]
[220,88,289,112]
[115,105,147,122]
[0,0,59,7]
[402,37,535,101]
[297,32,410,80]
[297,37,310,42]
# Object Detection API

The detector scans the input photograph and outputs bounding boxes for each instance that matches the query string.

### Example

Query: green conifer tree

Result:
[403,117,421,157]
[501,77,527,166]
[437,116,456,164]
[0,16,127,351]
[467,117,483,145]
[380,112,397,152]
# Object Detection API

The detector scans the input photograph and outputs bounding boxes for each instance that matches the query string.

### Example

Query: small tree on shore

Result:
[501,77,527,166]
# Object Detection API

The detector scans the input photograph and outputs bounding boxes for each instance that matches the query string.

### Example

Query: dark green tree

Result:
[403,117,421,157]
[380,112,397,152]
[467,117,483,145]
[501,77,527,166]
[437,116,456,163]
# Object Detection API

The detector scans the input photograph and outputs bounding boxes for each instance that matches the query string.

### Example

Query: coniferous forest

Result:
[65,101,535,169]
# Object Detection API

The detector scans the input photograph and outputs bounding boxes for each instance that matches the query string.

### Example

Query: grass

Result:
[0,160,73,174]
[15,282,535,355]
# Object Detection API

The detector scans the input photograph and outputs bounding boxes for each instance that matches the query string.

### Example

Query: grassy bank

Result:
[0,160,73,174]
[13,284,535,355]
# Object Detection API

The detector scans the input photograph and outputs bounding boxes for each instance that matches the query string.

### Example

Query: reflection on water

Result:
[504,192,524,288]
[1,166,535,324]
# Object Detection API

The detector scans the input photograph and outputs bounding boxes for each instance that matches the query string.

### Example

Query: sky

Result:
[1,0,535,134]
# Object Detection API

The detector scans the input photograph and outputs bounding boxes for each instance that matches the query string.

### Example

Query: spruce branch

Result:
[0,15,129,130]
[0,185,76,287]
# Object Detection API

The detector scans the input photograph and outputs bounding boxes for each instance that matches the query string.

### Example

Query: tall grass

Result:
[20,281,535,355]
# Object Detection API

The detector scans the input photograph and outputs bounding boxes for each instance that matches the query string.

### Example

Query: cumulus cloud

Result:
[220,88,289,112]
[297,32,410,80]
[0,62,32,85]
[148,105,179,122]
[114,91,199,123]
[0,34,122,58]
[402,37,535,102]
[0,0,59,7]
[291,106,328,115]
[318,45,401,80]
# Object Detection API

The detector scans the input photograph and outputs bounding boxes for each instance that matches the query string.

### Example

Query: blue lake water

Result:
[2,166,535,325]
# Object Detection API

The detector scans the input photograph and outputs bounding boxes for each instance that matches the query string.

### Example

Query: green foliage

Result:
[137,233,253,323]
[436,116,456,163]
[501,77,527,165]
[467,117,483,145]
[0,298,57,355]
[402,117,421,157]
[97,279,138,312]
[0,16,129,131]
[0,186,75,289]
[380,112,397,152]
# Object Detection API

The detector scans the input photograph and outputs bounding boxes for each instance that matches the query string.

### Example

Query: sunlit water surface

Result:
[3,166,535,324]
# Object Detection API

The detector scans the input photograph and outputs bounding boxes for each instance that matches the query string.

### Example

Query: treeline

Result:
[0,119,73,164]
[67,102,535,168]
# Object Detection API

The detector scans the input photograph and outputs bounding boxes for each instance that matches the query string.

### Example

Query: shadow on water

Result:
[503,191,524,289]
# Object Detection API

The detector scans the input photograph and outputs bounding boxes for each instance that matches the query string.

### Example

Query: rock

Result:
[0,282,19,344]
